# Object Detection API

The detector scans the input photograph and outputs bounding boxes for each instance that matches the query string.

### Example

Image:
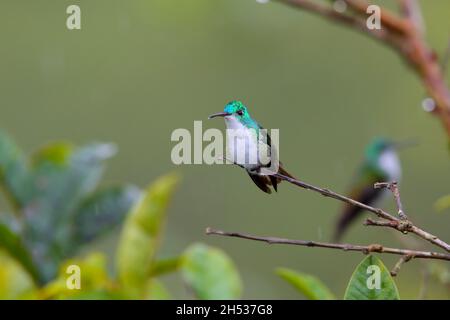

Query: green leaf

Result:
[116,173,179,297]
[22,142,117,282]
[0,131,30,208]
[62,252,111,291]
[149,257,183,277]
[0,224,40,283]
[344,255,400,300]
[31,142,74,167]
[276,267,335,300]
[27,142,115,218]
[39,252,115,299]
[435,194,450,213]
[182,243,242,300]
[27,142,116,222]
[70,185,140,248]
[0,250,36,299]
[24,142,115,233]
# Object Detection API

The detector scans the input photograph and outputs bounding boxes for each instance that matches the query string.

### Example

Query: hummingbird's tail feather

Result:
[247,163,296,194]
[333,206,363,242]
[333,185,383,242]
[247,172,272,194]
[269,175,278,192]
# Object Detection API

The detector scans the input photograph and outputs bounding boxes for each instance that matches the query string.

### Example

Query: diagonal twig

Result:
[374,181,408,220]
[272,173,450,252]
[278,0,402,49]
[397,0,425,35]
[390,254,414,276]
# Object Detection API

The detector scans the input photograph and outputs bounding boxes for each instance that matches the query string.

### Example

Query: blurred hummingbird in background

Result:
[333,137,405,241]
[209,101,294,194]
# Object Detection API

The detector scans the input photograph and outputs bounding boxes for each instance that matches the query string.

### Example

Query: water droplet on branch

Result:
[422,97,436,112]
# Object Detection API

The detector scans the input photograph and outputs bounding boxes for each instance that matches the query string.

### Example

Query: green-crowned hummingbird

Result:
[209,101,294,194]
[333,137,406,241]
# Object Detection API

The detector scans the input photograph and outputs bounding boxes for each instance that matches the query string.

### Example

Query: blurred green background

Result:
[1,0,449,299]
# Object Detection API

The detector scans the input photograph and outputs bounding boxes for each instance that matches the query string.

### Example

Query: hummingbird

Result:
[333,137,403,241]
[209,101,294,194]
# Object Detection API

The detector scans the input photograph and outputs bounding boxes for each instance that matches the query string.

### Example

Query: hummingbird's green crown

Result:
[365,137,393,162]
[224,101,250,120]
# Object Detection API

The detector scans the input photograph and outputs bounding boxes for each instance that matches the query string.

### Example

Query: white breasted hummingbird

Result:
[333,137,405,241]
[209,101,294,194]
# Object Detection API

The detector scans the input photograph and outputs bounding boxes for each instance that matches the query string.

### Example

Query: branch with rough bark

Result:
[276,0,450,137]
[206,174,450,276]
[374,182,407,220]
[273,174,450,252]
[205,228,450,261]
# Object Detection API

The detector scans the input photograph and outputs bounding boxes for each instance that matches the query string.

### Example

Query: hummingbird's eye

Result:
[237,110,243,116]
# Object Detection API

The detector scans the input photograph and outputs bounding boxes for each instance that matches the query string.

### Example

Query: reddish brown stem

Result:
[278,0,450,138]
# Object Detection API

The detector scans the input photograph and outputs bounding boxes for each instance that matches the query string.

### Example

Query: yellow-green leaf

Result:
[182,243,242,300]
[0,250,36,299]
[31,142,74,167]
[149,257,182,277]
[344,255,400,300]
[39,252,114,300]
[116,173,179,297]
[276,267,335,300]
[0,224,40,283]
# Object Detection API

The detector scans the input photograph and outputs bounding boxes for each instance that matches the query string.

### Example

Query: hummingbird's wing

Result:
[256,122,271,148]
[247,166,295,194]
[333,169,385,242]
[249,122,296,193]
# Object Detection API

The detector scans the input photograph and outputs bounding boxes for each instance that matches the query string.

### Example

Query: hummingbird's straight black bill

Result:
[208,112,231,119]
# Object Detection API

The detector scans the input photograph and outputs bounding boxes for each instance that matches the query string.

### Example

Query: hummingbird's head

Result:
[365,137,401,180]
[365,137,394,161]
[365,136,416,160]
[208,101,251,122]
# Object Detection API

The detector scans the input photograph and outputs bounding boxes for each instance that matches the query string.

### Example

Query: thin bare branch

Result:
[272,173,397,221]
[397,0,425,35]
[344,0,411,35]
[205,227,450,261]
[374,181,408,220]
[277,0,401,49]
[272,173,450,252]
[390,254,414,276]
[364,218,401,228]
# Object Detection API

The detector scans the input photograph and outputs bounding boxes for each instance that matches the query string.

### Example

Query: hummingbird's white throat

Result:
[224,115,275,173]
[378,149,401,181]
